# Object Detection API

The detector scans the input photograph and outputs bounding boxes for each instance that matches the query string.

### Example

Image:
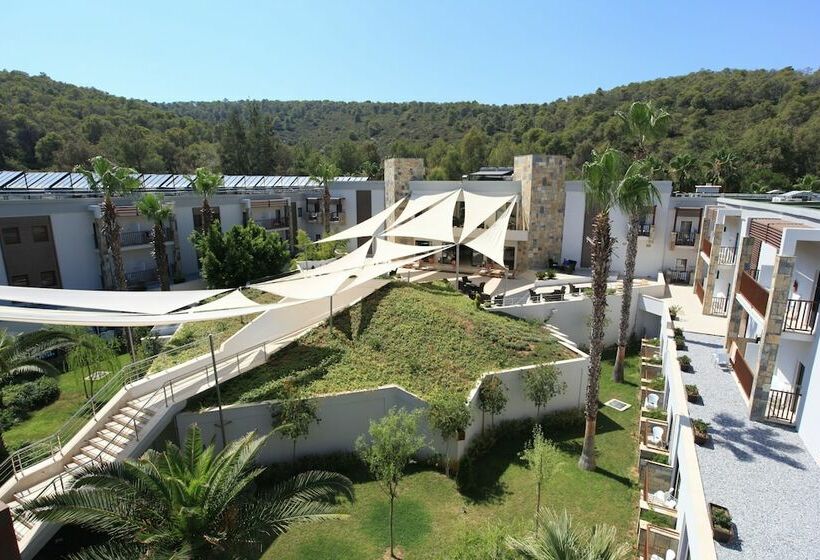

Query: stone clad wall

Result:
[383,158,424,228]
[514,155,567,271]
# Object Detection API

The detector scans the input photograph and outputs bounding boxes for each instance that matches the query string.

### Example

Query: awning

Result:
[187,290,258,312]
[371,239,450,263]
[344,248,446,290]
[391,190,458,227]
[382,190,460,243]
[252,269,353,300]
[293,239,373,278]
[460,192,515,242]
[463,199,516,267]
[315,198,406,243]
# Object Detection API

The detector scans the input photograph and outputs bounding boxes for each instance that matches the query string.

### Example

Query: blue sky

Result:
[2,1,817,104]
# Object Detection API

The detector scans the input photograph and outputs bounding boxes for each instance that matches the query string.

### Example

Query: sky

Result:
[2,0,818,105]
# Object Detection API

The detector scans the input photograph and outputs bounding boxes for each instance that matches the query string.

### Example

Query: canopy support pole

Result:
[455,244,460,287]
[329,295,333,331]
[209,334,228,449]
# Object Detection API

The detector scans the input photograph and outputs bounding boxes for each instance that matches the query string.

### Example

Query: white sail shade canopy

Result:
[0,285,229,315]
[314,198,406,243]
[344,248,445,290]
[381,190,460,243]
[187,290,258,312]
[371,238,450,263]
[463,199,516,267]
[252,269,353,300]
[460,193,516,242]
[293,239,373,278]
[390,190,458,228]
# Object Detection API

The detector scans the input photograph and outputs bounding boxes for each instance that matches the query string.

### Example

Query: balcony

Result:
[699,234,712,254]
[329,212,346,225]
[120,228,172,247]
[640,461,677,518]
[639,418,669,455]
[638,521,679,560]
[783,299,818,334]
[674,230,697,247]
[638,223,652,237]
[666,268,691,284]
[729,343,754,398]
[306,212,321,224]
[738,269,769,317]
[716,246,737,265]
[255,217,289,230]
[695,278,704,303]
[710,296,728,317]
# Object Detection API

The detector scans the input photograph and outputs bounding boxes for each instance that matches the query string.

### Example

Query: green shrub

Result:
[685,384,699,397]
[712,507,732,529]
[535,271,547,280]
[648,377,666,391]
[643,338,660,346]
[692,418,710,434]
[643,409,667,421]
[646,356,662,365]
[5,377,60,412]
[435,522,516,560]
[674,335,685,349]
[678,355,692,369]
[673,327,683,337]
[0,408,26,431]
[546,269,557,280]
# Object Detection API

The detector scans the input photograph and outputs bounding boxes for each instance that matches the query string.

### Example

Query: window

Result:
[10,274,28,286]
[2,227,20,245]
[40,270,57,287]
[298,207,303,218]
[32,225,49,242]
[315,234,321,241]
[675,258,688,270]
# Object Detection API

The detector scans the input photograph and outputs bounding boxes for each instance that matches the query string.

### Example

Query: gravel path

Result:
[680,331,820,560]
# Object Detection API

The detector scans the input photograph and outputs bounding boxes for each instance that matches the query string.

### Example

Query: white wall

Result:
[561,183,585,264]
[50,212,101,289]
[796,330,820,464]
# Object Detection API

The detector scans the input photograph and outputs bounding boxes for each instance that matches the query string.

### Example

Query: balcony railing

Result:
[765,389,801,424]
[783,299,818,333]
[717,246,737,265]
[120,228,172,247]
[255,217,289,230]
[738,269,769,317]
[667,269,691,284]
[695,278,704,303]
[730,347,754,398]
[711,296,728,316]
[675,230,697,246]
[125,264,174,289]
[638,223,652,237]
[700,234,712,254]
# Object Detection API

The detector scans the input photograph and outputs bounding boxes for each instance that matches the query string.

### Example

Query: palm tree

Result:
[22,424,354,559]
[310,158,341,234]
[507,509,630,560]
[669,153,698,192]
[0,329,74,461]
[187,167,223,232]
[612,163,660,383]
[136,193,174,290]
[614,101,670,159]
[64,328,119,404]
[578,148,625,471]
[793,173,820,192]
[704,149,738,188]
[75,156,141,290]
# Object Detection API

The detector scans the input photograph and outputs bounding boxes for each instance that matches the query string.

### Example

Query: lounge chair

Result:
[650,550,676,560]
[644,393,660,410]
[647,425,665,446]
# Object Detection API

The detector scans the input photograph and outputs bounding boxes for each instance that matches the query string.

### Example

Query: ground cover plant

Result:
[188,281,574,407]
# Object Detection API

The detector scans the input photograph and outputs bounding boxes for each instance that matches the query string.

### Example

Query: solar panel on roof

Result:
[223,176,245,188]
[142,174,173,189]
[275,176,297,187]
[256,176,280,187]
[0,171,23,188]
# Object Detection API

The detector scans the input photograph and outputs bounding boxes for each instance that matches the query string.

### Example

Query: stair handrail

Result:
[11,338,273,537]
[0,337,205,484]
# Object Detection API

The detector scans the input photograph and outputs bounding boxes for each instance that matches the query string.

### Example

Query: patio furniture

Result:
[644,393,660,410]
[492,294,504,306]
[649,550,676,560]
[529,289,541,303]
[714,350,729,368]
[648,425,665,446]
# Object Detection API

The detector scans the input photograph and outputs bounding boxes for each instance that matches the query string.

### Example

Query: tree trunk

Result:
[613,213,640,382]
[103,196,126,290]
[389,493,395,558]
[0,430,7,463]
[579,211,613,471]
[201,198,213,232]
[322,185,331,234]
[152,223,170,291]
[292,439,297,463]
[444,439,450,477]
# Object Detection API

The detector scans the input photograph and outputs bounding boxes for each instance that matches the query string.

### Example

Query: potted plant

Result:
[709,503,733,543]
[546,269,557,280]
[673,327,683,337]
[685,384,700,403]
[678,355,692,372]
[692,418,710,445]
[674,334,686,350]
[669,305,682,321]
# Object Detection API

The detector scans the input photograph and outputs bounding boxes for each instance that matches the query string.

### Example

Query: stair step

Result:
[119,406,154,420]
[105,421,137,436]
[111,413,150,427]
[97,429,133,446]
[80,446,118,463]
[88,436,125,454]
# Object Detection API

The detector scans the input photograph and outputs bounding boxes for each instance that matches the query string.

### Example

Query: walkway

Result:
[666,283,727,335]
[680,332,820,560]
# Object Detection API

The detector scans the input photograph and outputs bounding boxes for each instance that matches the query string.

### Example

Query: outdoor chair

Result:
[714,350,729,369]
[644,393,660,410]
[647,425,665,446]
[650,550,676,560]
[493,295,505,306]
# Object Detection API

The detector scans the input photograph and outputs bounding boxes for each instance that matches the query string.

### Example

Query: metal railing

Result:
[711,296,728,317]
[9,337,275,541]
[254,217,288,230]
[765,389,801,424]
[0,339,202,484]
[667,269,691,284]
[739,269,769,317]
[638,223,652,237]
[717,246,737,265]
[120,228,172,247]
[675,230,697,246]
[783,299,818,334]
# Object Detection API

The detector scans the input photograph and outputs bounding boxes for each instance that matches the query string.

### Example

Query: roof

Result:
[0,170,370,194]
[468,167,514,181]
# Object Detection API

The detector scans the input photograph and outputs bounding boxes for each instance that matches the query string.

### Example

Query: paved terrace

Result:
[680,332,820,559]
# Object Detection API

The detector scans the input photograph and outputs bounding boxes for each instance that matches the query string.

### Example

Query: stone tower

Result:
[383,158,425,227]
[513,155,567,271]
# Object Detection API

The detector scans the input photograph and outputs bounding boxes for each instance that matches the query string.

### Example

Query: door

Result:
[679,220,692,234]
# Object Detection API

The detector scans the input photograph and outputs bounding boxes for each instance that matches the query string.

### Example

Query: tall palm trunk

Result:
[152,222,170,291]
[0,430,8,463]
[201,198,213,231]
[322,185,331,234]
[103,195,126,290]
[613,213,640,382]
[579,211,613,471]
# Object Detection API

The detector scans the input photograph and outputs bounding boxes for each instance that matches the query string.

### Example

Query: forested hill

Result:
[0,67,818,191]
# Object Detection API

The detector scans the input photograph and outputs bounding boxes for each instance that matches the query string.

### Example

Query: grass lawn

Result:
[188,281,574,409]
[263,350,641,559]
[3,353,131,448]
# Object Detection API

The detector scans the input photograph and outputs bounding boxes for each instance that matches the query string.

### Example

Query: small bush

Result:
[5,377,60,412]
[685,384,700,397]
[648,377,666,391]
[674,335,685,349]
[0,408,26,431]
[712,507,732,529]
[647,356,663,365]
[643,337,660,346]
[643,409,667,421]
[692,418,710,434]
[678,355,692,369]
[546,269,557,280]
[673,327,684,337]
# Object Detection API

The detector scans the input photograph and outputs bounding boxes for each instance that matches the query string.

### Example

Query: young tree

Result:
[427,391,471,477]
[24,425,354,558]
[193,221,290,287]
[519,425,560,534]
[356,408,427,559]
[614,101,670,160]
[309,158,341,234]
[578,148,625,471]
[506,509,630,560]
[523,365,567,419]
[64,329,119,405]
[275,385,320,462]
[75,156,140,290]
[478,375,508,432]
[136,193,173,290]
[704,149,739,190]
[294,229,349,262]
[187,167,223,232]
